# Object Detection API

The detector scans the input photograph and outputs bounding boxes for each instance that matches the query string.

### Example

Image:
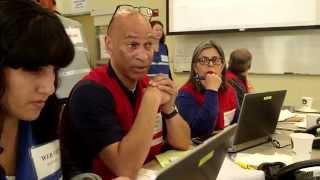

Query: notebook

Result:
[156,124,237,180]
[228,90,287,153]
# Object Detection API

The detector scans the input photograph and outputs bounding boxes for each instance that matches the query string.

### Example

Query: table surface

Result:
[141,122,320,180]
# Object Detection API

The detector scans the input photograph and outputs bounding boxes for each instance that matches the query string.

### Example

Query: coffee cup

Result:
[301,97,313,109]
[290,133,315,161]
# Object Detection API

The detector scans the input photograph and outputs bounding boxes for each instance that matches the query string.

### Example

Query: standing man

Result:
[60,5,191,180]
[35,0,92,101]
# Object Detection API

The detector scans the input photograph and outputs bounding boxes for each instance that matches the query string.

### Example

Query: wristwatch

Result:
[162,106,178,120]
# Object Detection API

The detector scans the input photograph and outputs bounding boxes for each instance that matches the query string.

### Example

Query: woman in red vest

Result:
[176,40,239,138]
[226,48,254,105]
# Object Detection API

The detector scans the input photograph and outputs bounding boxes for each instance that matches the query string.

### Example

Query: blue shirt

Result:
[148,43,172,78]
[176,90,219,137]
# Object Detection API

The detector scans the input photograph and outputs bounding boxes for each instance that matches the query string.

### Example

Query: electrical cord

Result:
[271,138,291,149]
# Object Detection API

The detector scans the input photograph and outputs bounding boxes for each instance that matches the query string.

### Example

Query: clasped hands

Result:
[146,74,177,114]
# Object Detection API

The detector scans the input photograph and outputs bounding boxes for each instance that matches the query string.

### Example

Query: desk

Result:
[139,122,320,180]
[244,127,320,159]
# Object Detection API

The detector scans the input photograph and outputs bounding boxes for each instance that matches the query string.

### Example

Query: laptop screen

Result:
[156,124,237,180]
[230,90,287,152]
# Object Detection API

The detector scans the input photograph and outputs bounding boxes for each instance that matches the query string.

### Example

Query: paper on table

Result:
[278,109,296,121]
[155,150,191,168]
[295,120,307,129]
[136,168,158,180]
[235,152,293,168]
[217,156,265,180]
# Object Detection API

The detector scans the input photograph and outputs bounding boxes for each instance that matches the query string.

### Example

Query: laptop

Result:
[228,90,287,153]
[156,124,237,180]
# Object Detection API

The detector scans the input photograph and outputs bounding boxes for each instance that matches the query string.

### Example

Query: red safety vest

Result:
[226,70,249,93]
[180,82,237,129]
[83,65,163,180]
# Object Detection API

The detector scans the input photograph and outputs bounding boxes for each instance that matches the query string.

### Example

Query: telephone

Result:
[295,124,320,149]
[257,124,320,179]
[258,159,320,180]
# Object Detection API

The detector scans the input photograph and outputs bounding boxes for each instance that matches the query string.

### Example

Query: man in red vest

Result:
[60,5,191,180]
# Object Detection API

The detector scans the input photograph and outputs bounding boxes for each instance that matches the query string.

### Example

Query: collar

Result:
[107,63,137,95]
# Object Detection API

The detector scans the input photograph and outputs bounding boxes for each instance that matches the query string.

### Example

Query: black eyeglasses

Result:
[196,56,224,66]
[107,4,153,35]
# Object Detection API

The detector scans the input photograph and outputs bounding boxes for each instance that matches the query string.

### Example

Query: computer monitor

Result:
[228,90,287,153]
[156,124,237,180]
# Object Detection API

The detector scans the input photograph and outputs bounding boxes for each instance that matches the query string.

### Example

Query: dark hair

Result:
[0,0,74,101]
[150,20,165,43]
[228,48,252,74]
[0,0,74,140]
[187,40,228,92]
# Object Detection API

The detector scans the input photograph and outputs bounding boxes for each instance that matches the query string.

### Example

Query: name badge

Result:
[160,55,169,62]
[65,27,83,44]
[154,113,163,134]
[152,113,163,146]
[224,109,236,127]
[31,140,61,179]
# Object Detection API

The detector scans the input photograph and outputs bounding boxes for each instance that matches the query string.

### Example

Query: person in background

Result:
[60,5,190,180]
[226,48,254,105]
[176,40,239,138]
[34,0,92,102]
[148,20,172,79]
[0,0,74,179]
[34,2,132,180]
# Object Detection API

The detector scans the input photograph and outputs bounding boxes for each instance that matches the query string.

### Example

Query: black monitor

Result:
[228,90,287,153]
[156,124,237,180]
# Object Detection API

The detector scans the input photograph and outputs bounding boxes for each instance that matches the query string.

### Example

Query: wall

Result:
[66,0,320,110]
[69,15,97,67]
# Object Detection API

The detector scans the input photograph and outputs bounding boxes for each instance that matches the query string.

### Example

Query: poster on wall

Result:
[99,34,110,59]
[72,0,88,13]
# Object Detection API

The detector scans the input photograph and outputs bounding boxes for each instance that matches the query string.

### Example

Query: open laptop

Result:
[228,90,287,153]
[156,124,237,180]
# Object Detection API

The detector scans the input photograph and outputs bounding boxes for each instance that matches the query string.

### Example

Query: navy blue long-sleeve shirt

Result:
[176,90,219,137]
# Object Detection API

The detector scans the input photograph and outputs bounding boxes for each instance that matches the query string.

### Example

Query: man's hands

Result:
[146,74,177,114]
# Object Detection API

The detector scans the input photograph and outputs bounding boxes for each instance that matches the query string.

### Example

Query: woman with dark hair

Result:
[176,40,239,138]
[148,20,172,79]
[0,0,74,179]
[226,48,254,105]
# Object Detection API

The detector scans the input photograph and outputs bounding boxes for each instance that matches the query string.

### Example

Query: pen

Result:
[234,160,257,170]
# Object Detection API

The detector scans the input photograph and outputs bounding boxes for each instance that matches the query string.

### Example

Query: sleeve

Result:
[164,43,173,80]
[175,90,219,137]
[69,81,124,156]
[228,79,245,105]
[231,88,241,124]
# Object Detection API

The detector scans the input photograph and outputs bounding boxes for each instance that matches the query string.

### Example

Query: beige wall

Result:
[65,0,320,110]
[69,15,97,67]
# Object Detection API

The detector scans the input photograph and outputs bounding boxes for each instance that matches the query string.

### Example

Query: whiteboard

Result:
[172,29,320,75]
[168,0,320,33]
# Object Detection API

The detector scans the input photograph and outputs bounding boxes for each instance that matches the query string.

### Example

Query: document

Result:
[136,168,158,180]
[235,152,293,167]
[217,157,265,180]
[278,109,296,121]
[155,150,191,168]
